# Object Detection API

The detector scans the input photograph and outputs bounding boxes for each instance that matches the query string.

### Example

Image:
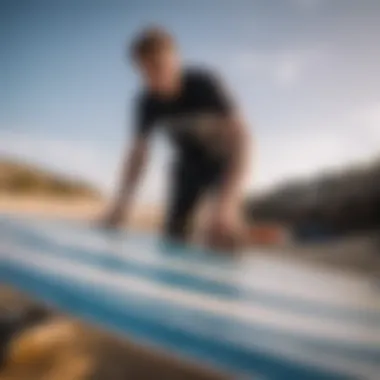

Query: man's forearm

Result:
[113,139,147,210]
[217,118,251,217]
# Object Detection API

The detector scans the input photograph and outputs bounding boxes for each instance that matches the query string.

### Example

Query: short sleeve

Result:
[134,93,157,138]
[197,70,235,116]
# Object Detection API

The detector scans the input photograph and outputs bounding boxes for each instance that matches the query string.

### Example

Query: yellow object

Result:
[1,319,93,380]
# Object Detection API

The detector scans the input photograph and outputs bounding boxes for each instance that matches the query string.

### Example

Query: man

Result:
[103,27,251,249]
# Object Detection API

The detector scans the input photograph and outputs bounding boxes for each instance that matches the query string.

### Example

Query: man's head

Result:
[130,27,181,95]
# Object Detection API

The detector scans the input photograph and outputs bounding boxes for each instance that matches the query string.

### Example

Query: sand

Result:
[0,195,163,231]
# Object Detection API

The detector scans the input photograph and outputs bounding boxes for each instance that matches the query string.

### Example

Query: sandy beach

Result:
[0,195,163,232]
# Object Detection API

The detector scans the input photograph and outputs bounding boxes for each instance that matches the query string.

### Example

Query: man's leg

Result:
[164,163,209,242]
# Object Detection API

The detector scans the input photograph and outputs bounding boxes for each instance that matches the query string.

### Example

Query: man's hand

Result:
[205,206,247,251]
[99,204,128,229]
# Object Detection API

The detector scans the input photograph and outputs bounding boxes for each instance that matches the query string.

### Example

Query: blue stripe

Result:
[3,220,380,328]
[0,262,353,380]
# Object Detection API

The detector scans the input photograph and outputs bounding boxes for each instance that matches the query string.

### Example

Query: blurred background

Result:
[1,0,380,254]
[1,3,380,379]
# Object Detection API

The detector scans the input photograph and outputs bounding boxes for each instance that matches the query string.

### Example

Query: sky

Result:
[1,0,380,205]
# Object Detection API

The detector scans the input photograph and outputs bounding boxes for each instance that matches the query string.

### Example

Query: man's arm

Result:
[103,90,155,228]
[216,114,251,221]
[103,137,149,227]
[196,70,251,207]
[206,114,252,249]
[195,70,252,248]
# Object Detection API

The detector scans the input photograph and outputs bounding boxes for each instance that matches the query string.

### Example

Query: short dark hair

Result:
[130,27,175,62]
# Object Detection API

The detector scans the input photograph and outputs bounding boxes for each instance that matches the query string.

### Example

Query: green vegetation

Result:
[0,158,102,199]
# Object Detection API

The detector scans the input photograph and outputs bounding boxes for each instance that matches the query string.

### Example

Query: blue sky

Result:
[1,0,380,205]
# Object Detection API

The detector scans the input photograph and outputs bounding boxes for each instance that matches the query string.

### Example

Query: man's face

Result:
[137,49,180,95]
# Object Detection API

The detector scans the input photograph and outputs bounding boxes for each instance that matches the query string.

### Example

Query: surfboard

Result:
[1,214,379,379]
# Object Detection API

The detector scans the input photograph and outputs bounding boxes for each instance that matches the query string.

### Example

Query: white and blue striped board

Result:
[0,214,379,380]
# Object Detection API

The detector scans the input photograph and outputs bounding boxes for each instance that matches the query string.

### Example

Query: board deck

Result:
[1,215,379,379]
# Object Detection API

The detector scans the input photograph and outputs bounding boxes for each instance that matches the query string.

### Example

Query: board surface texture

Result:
[1,215,379,379]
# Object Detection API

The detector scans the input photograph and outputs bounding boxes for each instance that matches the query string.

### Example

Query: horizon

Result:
[1,0,380,206]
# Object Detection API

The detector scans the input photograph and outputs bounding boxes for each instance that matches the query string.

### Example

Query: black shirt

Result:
[134,68,235,167]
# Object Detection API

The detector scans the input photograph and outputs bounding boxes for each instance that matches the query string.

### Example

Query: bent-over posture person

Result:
[103,27,251,250]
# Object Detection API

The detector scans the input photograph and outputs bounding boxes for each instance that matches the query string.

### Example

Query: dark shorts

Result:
[164,159,227,242]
